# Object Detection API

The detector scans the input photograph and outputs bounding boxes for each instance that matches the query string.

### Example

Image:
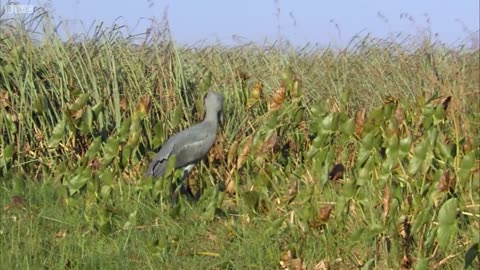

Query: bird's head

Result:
[204,90,224,127]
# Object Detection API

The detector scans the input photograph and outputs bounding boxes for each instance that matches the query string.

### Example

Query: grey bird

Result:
[145,91,224,198]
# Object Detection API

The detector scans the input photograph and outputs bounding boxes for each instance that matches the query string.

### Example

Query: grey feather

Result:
[145,91,224,179]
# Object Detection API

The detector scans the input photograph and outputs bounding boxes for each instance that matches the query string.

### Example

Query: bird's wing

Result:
[171,130,215,169]
[145,122,216,177]
[145,137,176,177]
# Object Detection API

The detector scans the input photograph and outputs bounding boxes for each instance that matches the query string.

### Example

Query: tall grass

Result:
[0,8,479,269]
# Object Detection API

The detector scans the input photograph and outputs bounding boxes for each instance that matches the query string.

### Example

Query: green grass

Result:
[1,10,479,269]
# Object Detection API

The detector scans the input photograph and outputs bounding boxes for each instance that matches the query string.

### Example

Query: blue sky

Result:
[16,0,480,47]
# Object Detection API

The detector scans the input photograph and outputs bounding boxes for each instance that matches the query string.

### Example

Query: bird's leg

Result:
[170,164,196,204]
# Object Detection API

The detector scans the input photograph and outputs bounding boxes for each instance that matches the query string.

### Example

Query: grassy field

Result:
[0,11,479,269]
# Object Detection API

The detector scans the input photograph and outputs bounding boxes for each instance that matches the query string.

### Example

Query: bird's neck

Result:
[204,110,220,128]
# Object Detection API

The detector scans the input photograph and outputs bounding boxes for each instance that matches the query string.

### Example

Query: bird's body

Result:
[145,91,224,191]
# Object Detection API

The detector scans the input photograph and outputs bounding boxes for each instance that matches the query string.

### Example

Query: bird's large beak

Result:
[219,110,225,128]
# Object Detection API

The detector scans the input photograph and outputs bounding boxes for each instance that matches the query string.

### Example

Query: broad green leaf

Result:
[151,122,166,149]
[121,145,132,167]
[361,258,375,270]
[79,106,93,134]
[265,216,287,236]
[399,136,412,157]
[85,136,102,160]
[436,141,453,162]
[12,176,25,194]
[412,207,432,234]
[386,134,399,161]
[367,107,384,127]
[48,118,66,148]
[361,131,375,151]
[3,143,15,160]
[100,168,114,186]
[319,113,335,132]
[164,155,177,178]
[357,148,371,167]
[70,93,90,111]
[459,151,475,181]
[243,190,260,212]
[409,139,429,175]
[437,198,458,251]
[118,118,131,141]
[340,117,355,136]
[415,258,429,270]
[66,167,92,195]
[91,102,104,115]
[102,138,120,166]
[171,106,183,127]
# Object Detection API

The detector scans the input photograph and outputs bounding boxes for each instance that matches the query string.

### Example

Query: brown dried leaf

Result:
[3,195,26,211]
[269,87,285,111]
[382,185,391,223]
[119,97,128,111]
[208,135,225,164]
[400,254,412,269]
[383,95,398,105]
[227,140,240,167]
[250,81,263,99]
[437,170,456,193]
[355,108,366,137]
[330,99,341,113]
[0,91,10,108]
[280,250,292,269]
[287,180,298,204]
[318,204,334,223]
[258,131,278,155]
[328,164,345,181]
[136,95,151,115]
[225,177,235,195]
[394,104,405,123]
[313,261,330,270]
[290,258,305,270]
[430,95,452,111]
[70,107,85,120]
[237,135,253,169]
[55,231,67,239]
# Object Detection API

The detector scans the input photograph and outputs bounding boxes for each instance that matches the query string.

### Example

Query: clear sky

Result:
[18,0,480,47]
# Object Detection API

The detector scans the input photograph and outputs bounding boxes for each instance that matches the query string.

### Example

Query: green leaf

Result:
[171,106,183,127]
[91,102,104,115]
[409,139,429,175]
[3,143,15,160]
[48,118,66,148]
[100,168,114,186]
[320,113,337,132]
[340,117,355,136]
[386,134,399,161]
[265,216,287,236]
[399,136,412,157]
[118,118,131,142]
[437,198,458,251]
[459,151,475,181]
[86,137,102,160]
[361,131,375,151]
[121,145,132,167]
[361,258,375,270]
[102,138,120,167]
[70,93,90,111]
[412,207,432,234]
[66,167,92,195]
[79,106,93,135]
[415,258,429,270]
[243,190,260,212]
